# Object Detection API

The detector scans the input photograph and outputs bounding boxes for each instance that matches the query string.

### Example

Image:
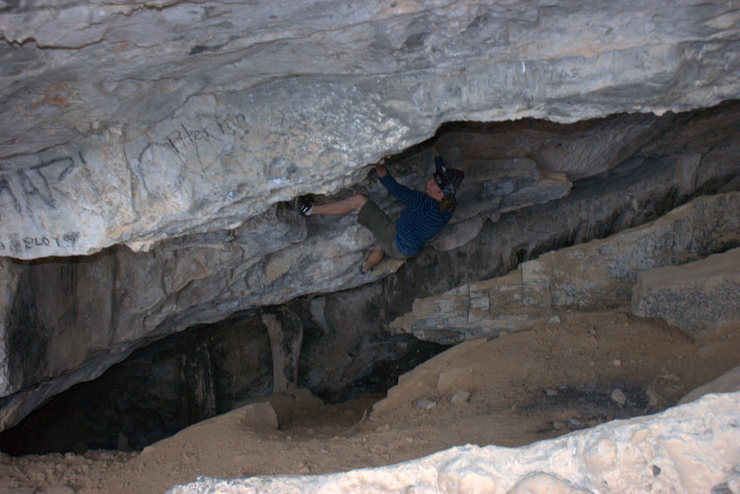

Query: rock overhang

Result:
[0,0,738,259]
[0,0,738,436]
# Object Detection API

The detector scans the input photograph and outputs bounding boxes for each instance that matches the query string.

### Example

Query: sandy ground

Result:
[1,310,738,494]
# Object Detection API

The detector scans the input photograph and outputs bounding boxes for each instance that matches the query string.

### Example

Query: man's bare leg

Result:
[309,194,368,215]
[362,242,384,273]
[300,194,384,272]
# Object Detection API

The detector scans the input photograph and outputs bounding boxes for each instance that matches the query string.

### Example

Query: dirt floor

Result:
[1,310,738,494]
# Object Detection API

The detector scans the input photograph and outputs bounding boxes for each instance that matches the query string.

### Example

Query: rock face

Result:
[390,192,740,343]
[1,105,738,431]
[167,391,740,493]
[632,248,740,338]
[1,1,739,433]
[0,0,738,258]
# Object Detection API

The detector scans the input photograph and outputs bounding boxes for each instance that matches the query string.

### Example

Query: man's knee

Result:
[351,194,368,210]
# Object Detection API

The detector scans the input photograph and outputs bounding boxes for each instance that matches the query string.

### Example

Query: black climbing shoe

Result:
[360,261,371,275]
[298,199,313,216]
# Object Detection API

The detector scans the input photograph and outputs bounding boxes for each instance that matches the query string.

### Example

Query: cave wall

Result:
[0,313,273,455]
[389,193,740,344]
[0,0,737,258]
[0,1,738,431]
[1,103,737,431]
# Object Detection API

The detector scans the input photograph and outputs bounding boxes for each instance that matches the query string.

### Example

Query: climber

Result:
[298,144,464,273]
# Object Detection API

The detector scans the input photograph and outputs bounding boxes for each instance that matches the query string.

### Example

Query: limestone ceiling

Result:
[0,0,738,259]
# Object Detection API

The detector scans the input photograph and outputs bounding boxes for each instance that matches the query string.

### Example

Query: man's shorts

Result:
[358,200,407,261]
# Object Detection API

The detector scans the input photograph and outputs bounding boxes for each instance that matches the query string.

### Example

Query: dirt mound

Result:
[1,310,738,493]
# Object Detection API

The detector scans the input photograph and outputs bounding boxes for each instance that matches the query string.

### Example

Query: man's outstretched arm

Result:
[376,158,422,206]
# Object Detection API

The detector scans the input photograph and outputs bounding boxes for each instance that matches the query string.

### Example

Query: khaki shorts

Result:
[358,200,407,261]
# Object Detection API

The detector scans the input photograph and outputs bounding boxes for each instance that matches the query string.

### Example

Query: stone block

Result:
[1,1,738,259]
[239,402,279,431]
[631,248,740,338]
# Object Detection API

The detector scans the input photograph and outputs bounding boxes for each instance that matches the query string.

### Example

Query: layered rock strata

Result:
[632,248,740,338]
[389,192,740,343]
[1,0,739,435]
[1,104,738,431]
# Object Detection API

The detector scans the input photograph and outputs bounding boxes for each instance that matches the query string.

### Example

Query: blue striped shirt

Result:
[379,172,454,257]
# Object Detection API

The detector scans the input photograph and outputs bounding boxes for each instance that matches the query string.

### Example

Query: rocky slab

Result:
[632,248,740,339]
[390,192,740,343]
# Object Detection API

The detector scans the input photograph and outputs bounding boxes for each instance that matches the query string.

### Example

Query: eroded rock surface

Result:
[632,248,740,338]
[1,0,739,435]
[168,392,740,493]
[390,192,740,343]
[1,104,738,431]
[0,0,738,258]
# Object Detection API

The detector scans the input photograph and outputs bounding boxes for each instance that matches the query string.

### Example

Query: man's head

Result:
[430,167,464,211]
[434,168,464,197]
[424,177,444,201]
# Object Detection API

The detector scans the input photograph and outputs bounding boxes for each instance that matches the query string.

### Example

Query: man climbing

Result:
[298,144,464,273]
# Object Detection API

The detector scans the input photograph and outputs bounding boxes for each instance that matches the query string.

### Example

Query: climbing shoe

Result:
[298,199,313,216]
[360,260,371,275]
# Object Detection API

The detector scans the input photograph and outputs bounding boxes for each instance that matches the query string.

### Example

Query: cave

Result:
[1,1,739,492]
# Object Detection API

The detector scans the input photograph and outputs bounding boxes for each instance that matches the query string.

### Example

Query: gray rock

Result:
[646,387,661,408]
[0,1,737,259]
[728,466,740,494]
[610,388,627,406]
[711,483,732,494]
[240,402,279,431]
[450,390,470,405]
[389,193,740,342]
[412,399,437,411]
[567,418,586,430]
[631,248,740,339]
[678,366,740,406]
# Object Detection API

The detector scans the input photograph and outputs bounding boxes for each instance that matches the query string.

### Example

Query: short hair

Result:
[439,195,456,212]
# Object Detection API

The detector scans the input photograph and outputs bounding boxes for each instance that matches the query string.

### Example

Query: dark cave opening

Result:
[0,310,449,456]
[0,101,737,458]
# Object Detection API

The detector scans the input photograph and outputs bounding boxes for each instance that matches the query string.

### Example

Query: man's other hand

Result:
[376,158,388,177]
